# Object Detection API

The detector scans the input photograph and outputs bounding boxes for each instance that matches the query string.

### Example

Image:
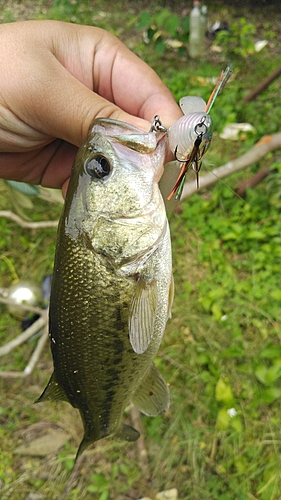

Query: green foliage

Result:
[137,9,189,56]
[215,17,256,60]
[87,474,110,499]
[267,159,281,207]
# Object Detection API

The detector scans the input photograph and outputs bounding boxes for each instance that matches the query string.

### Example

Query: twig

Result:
[0,303,49,377]
[181,133,281,199]
[23,322,49,375]
[0,296,44,315]
[0,313,47,357]
[210,437,218,461]
[243,65,281,103]
[247,494,258,500]
[129,405,150,474]
[0,210,58,228]
[236,164,271,196]
[62,453,86,499]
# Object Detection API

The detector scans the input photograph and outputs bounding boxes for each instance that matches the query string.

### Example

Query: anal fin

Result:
[35,371,69,404]
[114,424,140,442]
[132,363,170,416]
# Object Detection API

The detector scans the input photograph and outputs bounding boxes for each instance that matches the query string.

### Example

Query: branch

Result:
[0,302,49,378]
[0,309,47,356]
[236,164,271,196]
[0,210,58,228]
[243,65,281,103]
[129,405,149,473]
[181,133,281,200]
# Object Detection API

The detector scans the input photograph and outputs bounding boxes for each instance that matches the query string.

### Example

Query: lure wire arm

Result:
[150,115,167,133]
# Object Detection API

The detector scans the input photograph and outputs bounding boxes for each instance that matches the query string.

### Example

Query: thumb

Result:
[1,21,182,151]
[8,53,150,149]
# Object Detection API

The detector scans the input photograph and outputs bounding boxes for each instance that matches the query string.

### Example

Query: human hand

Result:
[0,20,182,194]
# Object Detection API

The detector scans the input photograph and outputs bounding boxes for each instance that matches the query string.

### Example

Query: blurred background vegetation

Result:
[0,1,281,499]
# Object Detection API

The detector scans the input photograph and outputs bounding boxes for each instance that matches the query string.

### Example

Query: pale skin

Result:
[0,20,182,195]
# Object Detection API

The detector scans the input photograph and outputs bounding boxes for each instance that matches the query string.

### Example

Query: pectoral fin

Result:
[132,363,170,416]
[35,372,69,404]
[129,277,157,355]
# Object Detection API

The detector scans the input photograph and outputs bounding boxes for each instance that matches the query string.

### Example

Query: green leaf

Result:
[246,230,266,240]
[215,378,234,405]
[136,11,151,30]
[155,36,166,55]
[254,365,268,385]
[147,27,156,42]
[255,364,281,386]
[88,474,108,491]
[196,352,210,365]
[6,180,40,196]
[260,344,281,359]
[234,455,249,473]
[222,232,238,241]
[270,290,281,300]
[261,387,281,404]
[220,347,245,358]
[99,490,110,500]
[181,16,190,34]
[265,365,281,385]
[216,408,231,430]
[163,14,179,36]
[211,303,223,321]
[230,416,243,432]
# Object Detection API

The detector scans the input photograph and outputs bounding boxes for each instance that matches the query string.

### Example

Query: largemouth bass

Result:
[37,118,173,458]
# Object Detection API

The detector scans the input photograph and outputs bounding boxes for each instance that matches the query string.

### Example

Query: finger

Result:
[89,26,183,127]
[0,141,77,187]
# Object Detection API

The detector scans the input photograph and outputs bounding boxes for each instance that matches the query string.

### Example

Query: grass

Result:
[1,1,281,499]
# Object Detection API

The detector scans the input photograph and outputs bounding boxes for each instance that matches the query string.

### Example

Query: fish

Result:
[36,118,174,459]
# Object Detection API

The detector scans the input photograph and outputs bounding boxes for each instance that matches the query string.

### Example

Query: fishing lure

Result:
[166,66,232,202]
[167,113,211,200]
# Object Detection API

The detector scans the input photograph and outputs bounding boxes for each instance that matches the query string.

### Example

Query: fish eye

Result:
[85,154,112,180]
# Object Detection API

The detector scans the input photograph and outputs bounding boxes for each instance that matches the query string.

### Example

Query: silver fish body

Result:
[37,119,173,458]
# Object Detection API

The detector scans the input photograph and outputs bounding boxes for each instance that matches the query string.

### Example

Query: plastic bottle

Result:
[189,0,203,59]
[200,5,208,39]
